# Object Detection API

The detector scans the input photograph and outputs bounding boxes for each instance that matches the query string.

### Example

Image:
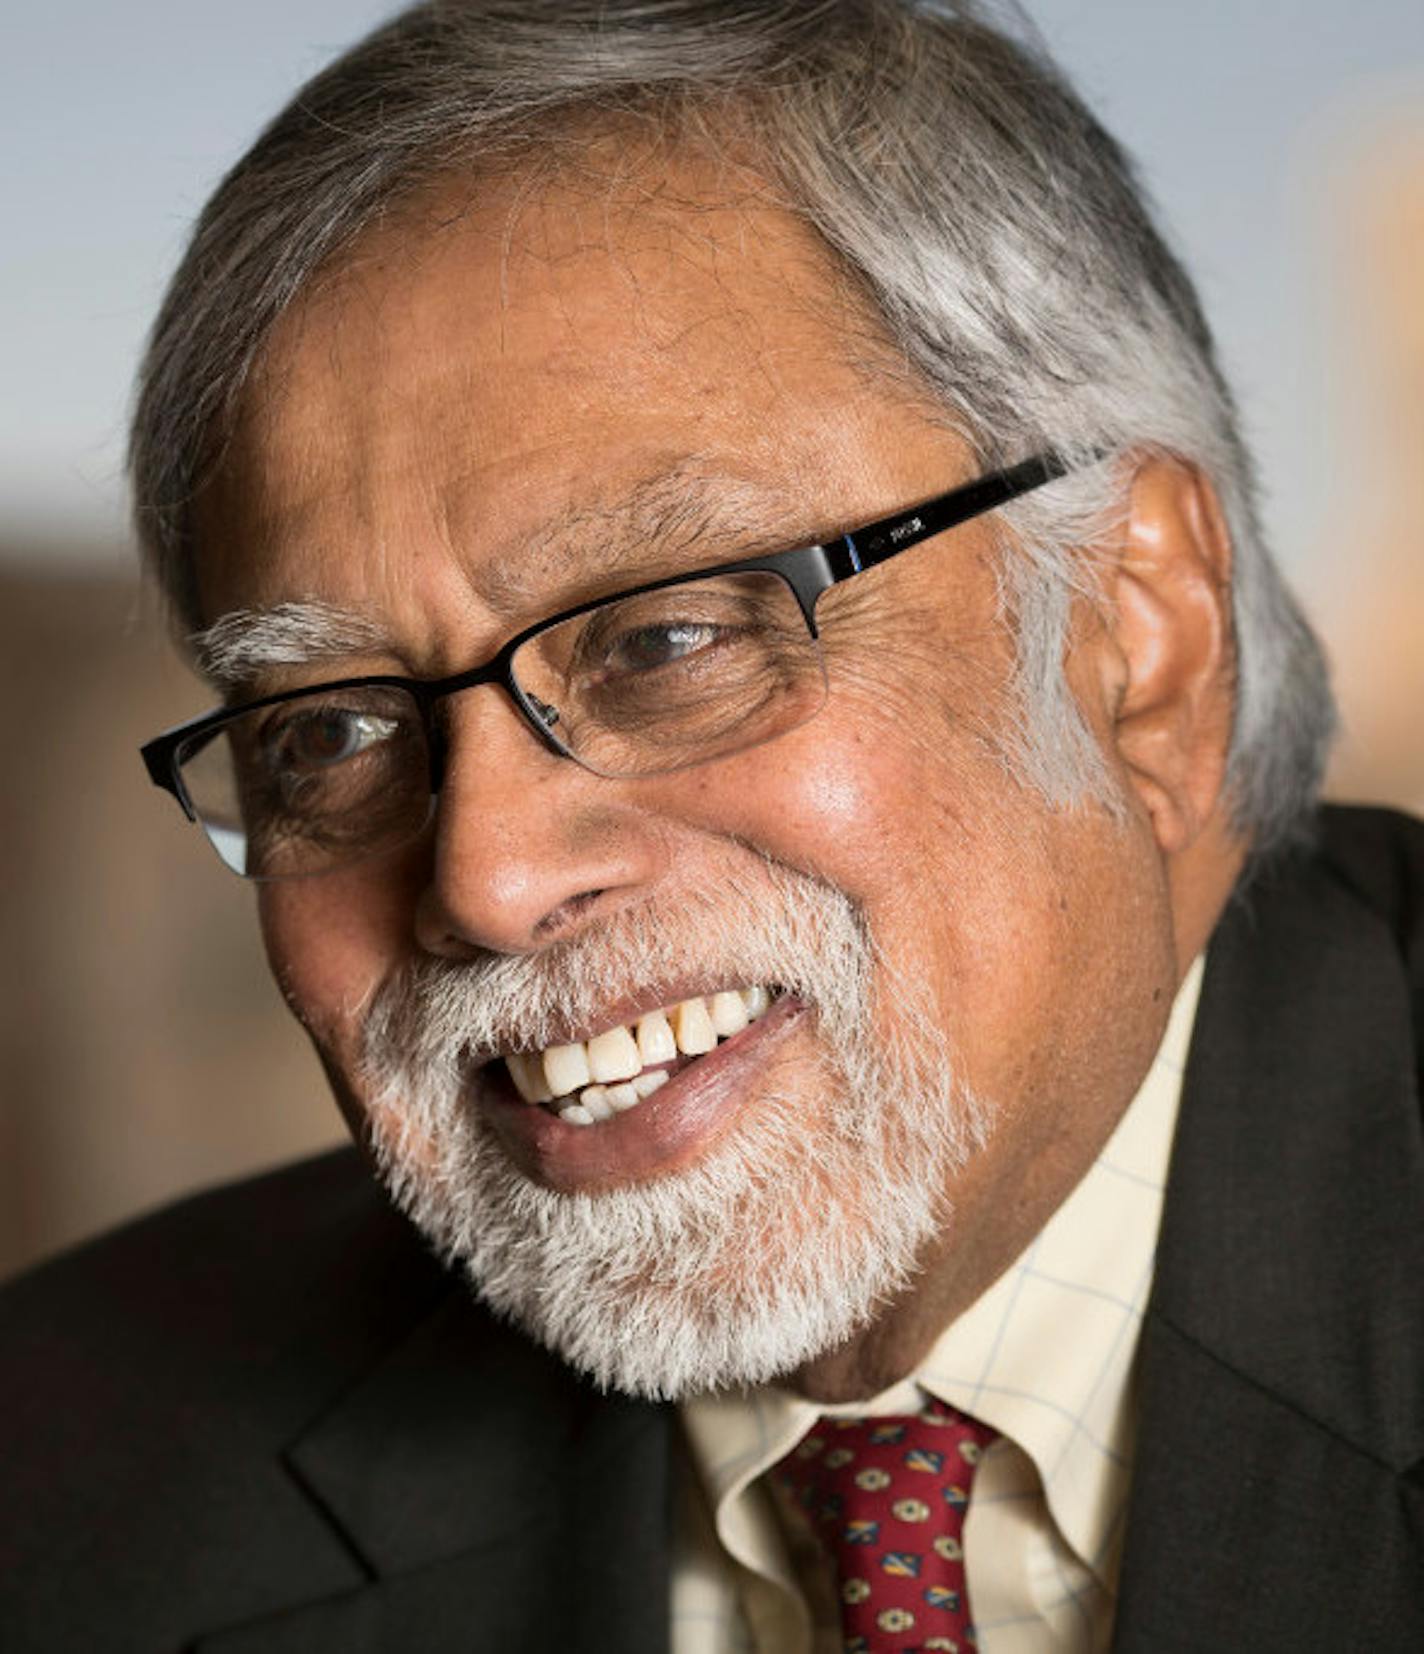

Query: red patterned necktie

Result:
[774,1405,996,1652]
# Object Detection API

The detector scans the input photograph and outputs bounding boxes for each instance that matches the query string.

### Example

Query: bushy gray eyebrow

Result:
[189,601,389,692]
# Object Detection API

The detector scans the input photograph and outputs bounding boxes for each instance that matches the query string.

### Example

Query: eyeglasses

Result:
[141,451,1076,879]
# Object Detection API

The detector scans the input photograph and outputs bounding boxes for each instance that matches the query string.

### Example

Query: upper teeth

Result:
[503,984,773,1118]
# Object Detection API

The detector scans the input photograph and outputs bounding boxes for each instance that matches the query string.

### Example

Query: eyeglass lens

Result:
[177,570,827,878]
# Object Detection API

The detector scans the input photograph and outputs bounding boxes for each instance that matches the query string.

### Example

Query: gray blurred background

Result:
[3,1,1422,1281]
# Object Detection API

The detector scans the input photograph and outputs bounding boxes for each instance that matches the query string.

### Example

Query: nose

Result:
[412,690,666,958]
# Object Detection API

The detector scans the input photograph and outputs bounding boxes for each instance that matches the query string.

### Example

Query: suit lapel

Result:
[1114,846,1424,1647]
[197,1286,673,1652]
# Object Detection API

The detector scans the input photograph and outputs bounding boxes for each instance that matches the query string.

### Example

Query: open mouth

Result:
[501,985,775,1127]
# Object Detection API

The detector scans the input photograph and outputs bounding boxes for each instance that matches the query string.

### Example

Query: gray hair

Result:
[129,0,1335,853]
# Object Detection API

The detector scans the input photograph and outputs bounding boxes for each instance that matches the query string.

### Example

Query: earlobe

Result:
[1106,458,1235,856]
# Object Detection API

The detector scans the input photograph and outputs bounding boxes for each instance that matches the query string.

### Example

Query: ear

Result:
[1101,457,1236,856]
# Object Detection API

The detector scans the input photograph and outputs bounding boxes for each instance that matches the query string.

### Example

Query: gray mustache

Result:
[358,860,875,1087]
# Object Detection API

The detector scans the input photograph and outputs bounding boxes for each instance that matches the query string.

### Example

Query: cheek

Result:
[755,733,893,848]
[257,866,413,1051]
[682,683,1111,1057]
[672,710,936,899]
[663,694,1010,1024]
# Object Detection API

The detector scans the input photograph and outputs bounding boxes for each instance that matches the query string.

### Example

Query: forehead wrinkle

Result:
[474,460,801,616]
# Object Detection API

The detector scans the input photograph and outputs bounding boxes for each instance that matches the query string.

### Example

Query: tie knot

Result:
[777,1406,994,1519]
[773,1405,996,1651]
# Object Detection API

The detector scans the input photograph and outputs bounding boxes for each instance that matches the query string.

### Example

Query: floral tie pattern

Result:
[774,1405,996,1652]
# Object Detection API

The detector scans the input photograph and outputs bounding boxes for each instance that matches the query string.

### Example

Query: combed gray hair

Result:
[129,0,1335,853]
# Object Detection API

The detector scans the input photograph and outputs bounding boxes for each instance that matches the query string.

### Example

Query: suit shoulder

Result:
[1278,804,1424,1115]
[1316,804,1424,1001]
[0,1152,475,1649]
[0,1154,569,1653]
[1317,804,1424,926]
[0,1148,449,1436]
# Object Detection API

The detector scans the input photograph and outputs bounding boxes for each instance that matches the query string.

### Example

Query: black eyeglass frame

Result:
[141,450,1075,821]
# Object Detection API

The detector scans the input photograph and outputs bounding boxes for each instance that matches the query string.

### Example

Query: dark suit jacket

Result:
[3,806,1422,1651]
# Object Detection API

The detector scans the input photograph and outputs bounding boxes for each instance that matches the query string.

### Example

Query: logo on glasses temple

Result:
[861,513,926,558]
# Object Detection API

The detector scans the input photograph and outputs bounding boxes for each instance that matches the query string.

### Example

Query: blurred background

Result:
[3,0,1421,1282]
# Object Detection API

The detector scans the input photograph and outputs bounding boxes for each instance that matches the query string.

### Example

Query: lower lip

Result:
[477,996,809,1192]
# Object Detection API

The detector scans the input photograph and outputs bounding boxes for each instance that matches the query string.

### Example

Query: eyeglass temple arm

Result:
[831,451,1073,577]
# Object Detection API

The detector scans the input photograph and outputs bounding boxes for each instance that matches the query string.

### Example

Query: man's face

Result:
[195,146,1179,1398]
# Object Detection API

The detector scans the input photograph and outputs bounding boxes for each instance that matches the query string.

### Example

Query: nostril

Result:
[534,888,607,939]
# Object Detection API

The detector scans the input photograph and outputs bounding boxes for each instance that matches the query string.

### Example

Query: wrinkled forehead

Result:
[190,133,946,654]
[238,132,871,429]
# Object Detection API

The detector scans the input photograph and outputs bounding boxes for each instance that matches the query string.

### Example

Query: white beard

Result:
[359,859,984,1400]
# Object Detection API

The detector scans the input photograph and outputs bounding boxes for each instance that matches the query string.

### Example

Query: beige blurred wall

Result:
[1318,127,1424,814]
[0,571,343,1282]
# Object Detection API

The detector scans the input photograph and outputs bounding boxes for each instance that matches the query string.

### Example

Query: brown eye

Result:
[259,707,403,783]
[265,708,401,774]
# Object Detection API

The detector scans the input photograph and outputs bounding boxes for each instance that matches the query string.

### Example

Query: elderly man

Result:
[3,1,1421,1649]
